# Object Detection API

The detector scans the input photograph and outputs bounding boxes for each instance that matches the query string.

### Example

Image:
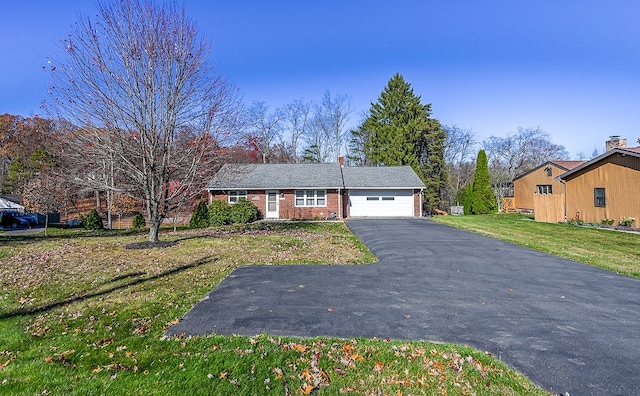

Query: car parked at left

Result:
[0,212,29,228]
[18,213,39,226]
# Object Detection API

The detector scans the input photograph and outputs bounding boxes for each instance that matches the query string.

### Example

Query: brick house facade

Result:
[207,163,425,220]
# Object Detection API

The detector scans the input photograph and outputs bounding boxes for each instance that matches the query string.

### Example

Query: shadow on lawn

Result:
[0,256,217,319]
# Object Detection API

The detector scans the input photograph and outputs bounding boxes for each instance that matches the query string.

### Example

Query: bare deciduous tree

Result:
[111,191,139,229]
[46,0,241,242]
[483,127,568,211]
[22,169,70,236]
[304,91,352,163]
[283,98,312,162]
[243,101,284,163]
[484,127,568,179]
[443,126,477,206]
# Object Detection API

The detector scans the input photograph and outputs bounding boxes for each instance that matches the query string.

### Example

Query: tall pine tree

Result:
[351,73,447,211]
[469,150,497,214]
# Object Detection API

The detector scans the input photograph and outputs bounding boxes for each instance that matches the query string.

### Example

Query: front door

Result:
[266,191,279,218]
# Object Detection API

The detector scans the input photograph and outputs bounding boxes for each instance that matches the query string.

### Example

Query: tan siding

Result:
[565,163,640,226]
[533,194,565,223]
[514,164,566,212]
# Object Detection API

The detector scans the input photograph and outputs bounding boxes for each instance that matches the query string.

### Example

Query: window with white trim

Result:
[295,190,326,207]
[536,185,552,194]
[228,190,247,204]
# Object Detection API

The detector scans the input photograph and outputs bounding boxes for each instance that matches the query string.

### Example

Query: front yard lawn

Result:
[0,222,548,395]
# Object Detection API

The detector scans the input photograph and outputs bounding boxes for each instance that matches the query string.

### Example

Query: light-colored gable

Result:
[513,161,584,212]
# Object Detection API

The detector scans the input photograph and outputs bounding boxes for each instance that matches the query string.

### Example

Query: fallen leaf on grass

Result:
[0,356,15,370]
[373,361,385,372]
[291,343,308,353]
[300,384,315,394]
[300,369,313,382]
[44,350,76,366]
[273,367,283,380]
[94,338,114,348]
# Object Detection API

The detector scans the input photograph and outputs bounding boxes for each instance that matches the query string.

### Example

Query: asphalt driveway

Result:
[167,219,640,395]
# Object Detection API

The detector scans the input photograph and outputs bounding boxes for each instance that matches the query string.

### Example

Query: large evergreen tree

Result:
[351,73,447,210]
[469,150,497,214]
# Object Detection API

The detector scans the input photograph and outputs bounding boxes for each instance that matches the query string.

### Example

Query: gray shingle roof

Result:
[206,163,344,189]
[342,166,425,188]
[207,163,426,190]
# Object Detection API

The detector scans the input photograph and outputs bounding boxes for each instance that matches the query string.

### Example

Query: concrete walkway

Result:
[167,219,640,395]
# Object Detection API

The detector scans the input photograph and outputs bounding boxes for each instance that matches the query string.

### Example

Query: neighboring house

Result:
[554,147,640,226]
[206,162,425,219]
[513,160,586,222]
[0,196,25,213]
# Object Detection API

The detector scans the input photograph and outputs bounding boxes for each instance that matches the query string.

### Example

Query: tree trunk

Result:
[147,203,162,242]
[148,221,160,242]
[106,190,113,229]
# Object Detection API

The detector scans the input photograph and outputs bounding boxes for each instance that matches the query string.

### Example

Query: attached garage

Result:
[342,166,424,218]
[348,189,415,217]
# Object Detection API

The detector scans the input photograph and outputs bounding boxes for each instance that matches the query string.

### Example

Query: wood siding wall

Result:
[514,163,567,212]
[565,163,640,226]
[533,194,565,223]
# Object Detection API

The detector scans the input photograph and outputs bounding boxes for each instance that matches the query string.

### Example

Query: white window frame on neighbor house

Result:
[295,190,327,207]
[536,184,552,194]
[228,190,247,204]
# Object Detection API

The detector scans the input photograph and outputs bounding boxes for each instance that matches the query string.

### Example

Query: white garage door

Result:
[349,189,414,217]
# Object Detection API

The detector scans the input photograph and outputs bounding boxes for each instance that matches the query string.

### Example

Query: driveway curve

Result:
[167,219,640,395]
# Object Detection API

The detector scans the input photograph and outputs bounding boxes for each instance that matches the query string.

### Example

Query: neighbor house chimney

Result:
[338,156,345,167]
[605,135,627,151]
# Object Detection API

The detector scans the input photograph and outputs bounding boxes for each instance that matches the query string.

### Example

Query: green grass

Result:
[430,214,640,278]
[0,222,549,395]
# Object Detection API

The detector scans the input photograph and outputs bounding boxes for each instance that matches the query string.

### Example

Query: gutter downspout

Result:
[339,162,346,219]
[419,188,424,217]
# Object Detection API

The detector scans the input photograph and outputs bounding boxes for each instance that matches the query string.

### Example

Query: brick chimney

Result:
[605,136,627,151]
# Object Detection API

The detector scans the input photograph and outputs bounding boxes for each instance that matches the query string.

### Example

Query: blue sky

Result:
[2,1,639,157]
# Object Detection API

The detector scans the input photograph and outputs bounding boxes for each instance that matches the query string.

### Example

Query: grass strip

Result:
[430,213,640,278]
